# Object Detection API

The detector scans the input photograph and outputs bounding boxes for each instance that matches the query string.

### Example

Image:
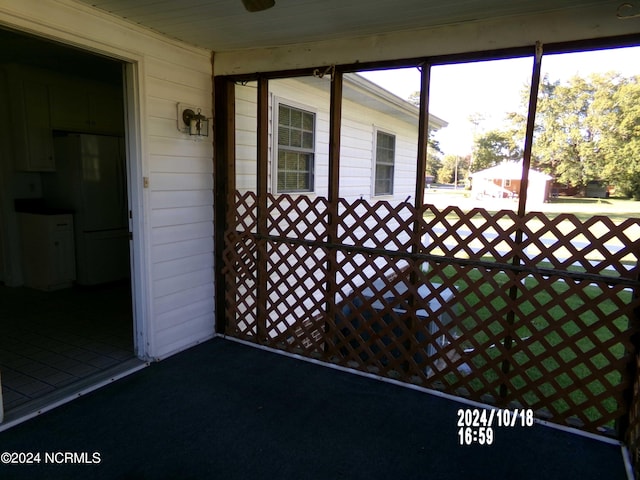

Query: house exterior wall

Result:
[0,0,215,360]
[236,77,420,204]
[235,76,423,299]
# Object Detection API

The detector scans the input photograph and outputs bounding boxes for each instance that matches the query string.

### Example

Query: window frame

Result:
[373,127,396,197]
[273,97,317,194]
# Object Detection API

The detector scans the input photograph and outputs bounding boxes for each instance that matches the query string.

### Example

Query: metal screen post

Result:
[213,75,235,335]
[500,42,543,398]
[405,63,432,373]
[324,68,343,358]
[256,76,269,342]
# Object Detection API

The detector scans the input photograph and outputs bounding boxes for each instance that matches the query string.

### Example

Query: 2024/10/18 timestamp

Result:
[457,408,535,445]
[458,426,494,445]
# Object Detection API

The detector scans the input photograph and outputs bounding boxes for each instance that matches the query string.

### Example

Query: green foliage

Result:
[438,154,469,184]
[471,130,522,172]
[470,72,640,198]
[426,153,442,182]
[407,90,420,107]
[595,75,640,198]
[508,72,640,198]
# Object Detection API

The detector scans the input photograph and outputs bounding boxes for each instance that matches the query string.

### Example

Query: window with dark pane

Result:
[375,131,395,196]
[277,104,315,193]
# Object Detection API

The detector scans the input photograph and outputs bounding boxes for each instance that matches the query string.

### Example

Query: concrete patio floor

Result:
[0,338,631,479]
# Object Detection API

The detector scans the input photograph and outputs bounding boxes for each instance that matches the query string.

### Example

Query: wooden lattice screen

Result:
[222,190,640,438]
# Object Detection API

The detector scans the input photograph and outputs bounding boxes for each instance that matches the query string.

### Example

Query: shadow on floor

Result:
[0,282,134,412]
[0,338,629,480]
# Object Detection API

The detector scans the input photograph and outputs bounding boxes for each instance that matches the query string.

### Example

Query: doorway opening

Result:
[0,28,140,421]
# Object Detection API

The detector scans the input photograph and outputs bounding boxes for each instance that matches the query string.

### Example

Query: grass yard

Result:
[424,188,640,222]
[422,257,633,432]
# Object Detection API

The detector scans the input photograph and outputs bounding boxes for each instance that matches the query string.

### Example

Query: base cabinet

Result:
[18,213,76,291]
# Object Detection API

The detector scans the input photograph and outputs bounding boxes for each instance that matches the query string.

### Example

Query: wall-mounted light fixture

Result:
[177,103,209,138]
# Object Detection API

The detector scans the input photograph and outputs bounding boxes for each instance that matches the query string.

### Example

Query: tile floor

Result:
[0,281,134,412]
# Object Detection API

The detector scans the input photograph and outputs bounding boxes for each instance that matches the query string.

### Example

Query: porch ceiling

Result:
[76,0,608,52]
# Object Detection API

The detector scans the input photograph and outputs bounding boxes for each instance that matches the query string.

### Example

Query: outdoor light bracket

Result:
[177,103,209,138]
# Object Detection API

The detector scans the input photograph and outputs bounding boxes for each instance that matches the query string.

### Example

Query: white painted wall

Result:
[235,75,420,204]
[0,0,215,360]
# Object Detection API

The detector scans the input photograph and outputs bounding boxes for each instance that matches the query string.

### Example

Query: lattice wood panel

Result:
[269,195,329,241]
[421,206,521,264]
[222,230,259,340]
[264,241,328,353]
[338,198,416,251]
[223,190,640,437]
[516,212,640,278]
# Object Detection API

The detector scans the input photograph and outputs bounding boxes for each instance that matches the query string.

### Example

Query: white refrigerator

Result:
[43,133,130,285]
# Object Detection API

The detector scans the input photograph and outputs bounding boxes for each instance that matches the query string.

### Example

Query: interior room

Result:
[0,28,136,418]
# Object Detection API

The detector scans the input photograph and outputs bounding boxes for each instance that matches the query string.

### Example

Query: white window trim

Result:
[272,95,317,195]
[372,126,396,198]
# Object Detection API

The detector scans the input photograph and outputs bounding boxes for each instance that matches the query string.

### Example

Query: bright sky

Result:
[360,46,640,157]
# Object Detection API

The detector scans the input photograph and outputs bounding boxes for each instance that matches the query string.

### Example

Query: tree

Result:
[510,72,640,198]
[526,74,599,187]
[471,130,522,172]
[407,90,420,107]
[438,154,469,184]
[410,88,446,182]
[591,75,640,198]
[426,152,442,182]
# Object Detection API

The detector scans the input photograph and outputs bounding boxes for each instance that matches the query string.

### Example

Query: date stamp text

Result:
[457,408,534,445]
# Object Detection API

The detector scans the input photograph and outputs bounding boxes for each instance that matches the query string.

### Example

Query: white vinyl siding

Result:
[235,83,258,192]
[145,57,214,359]
[374,130,395,196]
[235,77,418,204]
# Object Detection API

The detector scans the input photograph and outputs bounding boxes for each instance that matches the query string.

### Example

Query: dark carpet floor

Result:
[0,338,628,479]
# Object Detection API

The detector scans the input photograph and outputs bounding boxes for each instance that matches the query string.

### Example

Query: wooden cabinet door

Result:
[18,80,55,171]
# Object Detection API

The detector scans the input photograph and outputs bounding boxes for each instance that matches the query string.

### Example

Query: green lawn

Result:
[423,263,632,432]
[417,190,638,431]
[422,192,640,275]
[424,189,640,222]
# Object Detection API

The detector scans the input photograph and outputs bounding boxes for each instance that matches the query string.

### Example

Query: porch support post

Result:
[403,63,432,373]
[516,41,543,218]
[328,69,342,214]
[325,68,343,357]
[413,63,431,256]
[414,63,430,211]
[500,42,543,398]
[621,284,640,442]
[213,75,236,335]
[256,76,269,342]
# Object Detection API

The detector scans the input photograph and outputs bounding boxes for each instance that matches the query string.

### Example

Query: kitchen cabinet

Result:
[20,80,55,171]
[49,82,124,134]
[4,66,56,172]
[18,213,76,291]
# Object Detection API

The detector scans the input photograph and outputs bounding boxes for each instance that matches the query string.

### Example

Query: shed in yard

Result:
[471,161,553,204]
